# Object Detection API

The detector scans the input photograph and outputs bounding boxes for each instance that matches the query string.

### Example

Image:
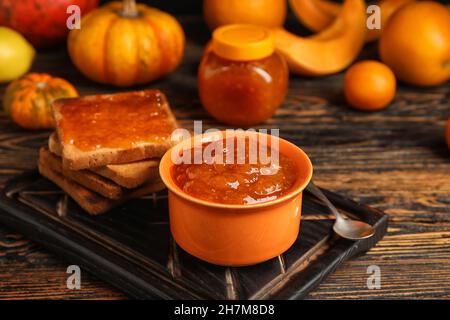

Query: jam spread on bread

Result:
[172,138,297,205]
[57,90,175,151]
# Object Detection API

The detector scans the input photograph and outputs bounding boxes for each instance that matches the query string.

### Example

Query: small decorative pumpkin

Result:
[67,0,185,87]
[3,73,78,130]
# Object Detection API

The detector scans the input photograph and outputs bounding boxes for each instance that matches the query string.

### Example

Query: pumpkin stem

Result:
[122,0,138,18]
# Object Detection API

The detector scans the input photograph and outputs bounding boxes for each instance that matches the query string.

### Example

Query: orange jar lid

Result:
[212,24,275,61]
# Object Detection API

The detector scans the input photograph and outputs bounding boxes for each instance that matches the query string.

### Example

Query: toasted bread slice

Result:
[53,90,178,170]
[39,159,119,215]
[38,157,166,215]
[93,160,160,189]
[48,132,62,155]
[49,133,160,188]
[40,147,124,199]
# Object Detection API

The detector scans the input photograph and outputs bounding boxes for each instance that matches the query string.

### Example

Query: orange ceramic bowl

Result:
[159,130,313,266]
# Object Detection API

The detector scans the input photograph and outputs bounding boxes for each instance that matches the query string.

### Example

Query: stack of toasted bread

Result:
[38,90,178,215]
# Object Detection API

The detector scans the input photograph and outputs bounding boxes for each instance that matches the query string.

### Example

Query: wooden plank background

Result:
[0,9,449,299]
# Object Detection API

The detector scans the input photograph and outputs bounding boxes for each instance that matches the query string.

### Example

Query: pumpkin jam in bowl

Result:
[159,130,313,266]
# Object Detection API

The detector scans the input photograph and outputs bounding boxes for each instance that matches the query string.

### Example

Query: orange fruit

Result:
[446,119,450,149]
[379,1,450,87]
[203,0,286,30]
[344,60,396,111]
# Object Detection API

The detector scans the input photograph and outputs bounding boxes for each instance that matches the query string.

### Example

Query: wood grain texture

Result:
[0,15,449,299]
[0,171,387,299]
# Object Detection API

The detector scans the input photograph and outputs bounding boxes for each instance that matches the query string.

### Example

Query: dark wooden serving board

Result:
[0,170,387,300]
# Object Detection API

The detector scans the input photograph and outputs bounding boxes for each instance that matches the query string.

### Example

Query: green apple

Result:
[0,27,35,83]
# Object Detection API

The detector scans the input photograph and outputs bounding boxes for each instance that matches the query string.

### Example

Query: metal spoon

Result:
[306,182,375,240]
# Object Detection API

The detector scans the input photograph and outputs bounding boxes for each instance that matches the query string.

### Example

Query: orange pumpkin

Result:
[68,0,185,87]
[274,0,366,76]
[203,0,286,30]
[3,73,78,130]
[290,0,414,42]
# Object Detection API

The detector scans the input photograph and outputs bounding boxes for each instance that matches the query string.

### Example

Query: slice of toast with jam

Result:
[41,147,124,199]
[38,148,165,215]
[49,133,160,189]
[52,90,178,170]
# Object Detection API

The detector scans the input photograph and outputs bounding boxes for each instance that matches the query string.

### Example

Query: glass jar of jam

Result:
[198,24,289,126]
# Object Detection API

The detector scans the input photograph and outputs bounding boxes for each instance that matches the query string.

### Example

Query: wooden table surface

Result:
[0,16,449,300]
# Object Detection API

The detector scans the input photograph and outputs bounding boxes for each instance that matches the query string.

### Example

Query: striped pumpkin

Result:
[67,0,185,87]
[3,73,78,130]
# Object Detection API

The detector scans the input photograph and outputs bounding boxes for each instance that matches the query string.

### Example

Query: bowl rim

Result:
[159,130,313,210]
